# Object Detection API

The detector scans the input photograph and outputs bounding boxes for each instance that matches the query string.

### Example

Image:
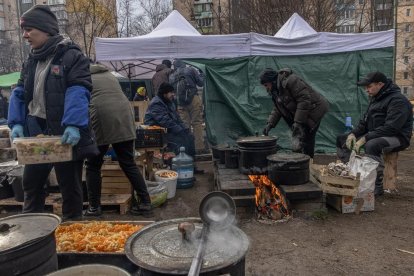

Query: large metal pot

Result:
[237,135,278,175]
[267,153,310,185]
[0,213,61,276]
[125,218,249,276]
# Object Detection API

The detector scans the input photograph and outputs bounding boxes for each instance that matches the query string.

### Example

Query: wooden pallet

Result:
[310,163,360,197]
[0,193,132,215]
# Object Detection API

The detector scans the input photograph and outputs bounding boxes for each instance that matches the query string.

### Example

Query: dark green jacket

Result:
[90,64,136,146]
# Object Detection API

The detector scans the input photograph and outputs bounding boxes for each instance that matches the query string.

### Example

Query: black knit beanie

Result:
[20,5,59,36]
[259,68,277,84]
[158,82,174,96]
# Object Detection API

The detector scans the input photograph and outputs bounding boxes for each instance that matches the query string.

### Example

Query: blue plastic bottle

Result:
[345,114,353,134]
[172,147,194,189]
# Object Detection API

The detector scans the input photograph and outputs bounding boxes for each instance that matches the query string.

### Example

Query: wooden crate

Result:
[0,193,132,215]
[101,161,132,195]
[310,163,360,197]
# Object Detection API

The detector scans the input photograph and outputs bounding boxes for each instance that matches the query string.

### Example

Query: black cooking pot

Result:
[0,213,61,276]
[237,135,278,175]
[211,144,229,164]
[224,147,239,169]
[267,153,310,185]
[125,218,249,275]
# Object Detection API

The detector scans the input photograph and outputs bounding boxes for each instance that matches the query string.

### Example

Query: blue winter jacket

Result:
[144,96,187,134]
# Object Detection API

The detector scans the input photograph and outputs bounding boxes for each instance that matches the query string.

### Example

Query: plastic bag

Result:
[134,181,168,208]
[348,151,379,195]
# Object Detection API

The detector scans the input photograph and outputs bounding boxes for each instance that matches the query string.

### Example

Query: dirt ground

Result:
[1,147,413,275]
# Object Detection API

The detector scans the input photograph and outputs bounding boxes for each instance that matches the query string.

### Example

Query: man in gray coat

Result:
[260,68,329,158]
[84,63,152,217]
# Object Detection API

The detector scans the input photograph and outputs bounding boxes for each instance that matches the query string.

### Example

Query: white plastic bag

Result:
[348,151,379,195]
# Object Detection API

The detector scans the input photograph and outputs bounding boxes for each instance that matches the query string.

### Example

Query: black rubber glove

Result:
[263,124,272,136]
[291,123,305,152]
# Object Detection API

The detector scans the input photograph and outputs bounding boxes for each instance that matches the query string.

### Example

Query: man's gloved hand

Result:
[61,126,80,146]
[345,133,356,150]
[10,124,24,141]
[354,136,366,153]
[263,124,272,136]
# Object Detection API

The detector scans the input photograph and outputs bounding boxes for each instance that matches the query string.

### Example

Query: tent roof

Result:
[95,11,394,79]
[0,72,20,88]
[142,10,200,37]
[274,13,317,38]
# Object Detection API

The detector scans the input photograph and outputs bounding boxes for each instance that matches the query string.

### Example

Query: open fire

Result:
[248,175,291,222]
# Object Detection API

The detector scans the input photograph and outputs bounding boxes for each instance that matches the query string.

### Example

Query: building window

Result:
[405,39,410,48]
[0,4,3,12]
[359,0,364,4]
[337,25,355,33]
[404,56,409,64]
[0,18,4,31]
[22,0,33,4]
[406,24,411,32]
[407,9,411,16]
[404,72,409,79]
[403,87,408,95]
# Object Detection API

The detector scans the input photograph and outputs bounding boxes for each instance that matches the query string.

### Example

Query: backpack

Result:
[175,69,194,106]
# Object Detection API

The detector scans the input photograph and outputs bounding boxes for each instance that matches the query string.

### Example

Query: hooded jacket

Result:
[352,80,413,146]
[169,60,204,99]
[89,64,136,146]
[152,64,173,95]
[267,69,329,131]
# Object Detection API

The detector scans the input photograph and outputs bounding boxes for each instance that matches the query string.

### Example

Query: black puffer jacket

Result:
[352,80,413,146]
[267,69,329,131]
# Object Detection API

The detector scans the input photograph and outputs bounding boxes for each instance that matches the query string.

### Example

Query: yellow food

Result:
[158,171,177,178]
[55,222,143,253]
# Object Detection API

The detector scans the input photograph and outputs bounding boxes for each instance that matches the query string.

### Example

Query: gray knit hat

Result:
[20,5,59,36]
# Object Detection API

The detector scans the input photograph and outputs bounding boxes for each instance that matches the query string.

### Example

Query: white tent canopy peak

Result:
[274,13,317,39]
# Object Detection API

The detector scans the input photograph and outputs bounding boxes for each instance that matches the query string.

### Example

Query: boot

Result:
[84,206,102,216]
[129,202,153,217]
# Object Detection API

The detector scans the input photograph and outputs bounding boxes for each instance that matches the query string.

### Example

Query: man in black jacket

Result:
[8,5,92,220]
[337,71,413,196]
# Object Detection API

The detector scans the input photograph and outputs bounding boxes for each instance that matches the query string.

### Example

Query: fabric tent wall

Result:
[188,47,393,152]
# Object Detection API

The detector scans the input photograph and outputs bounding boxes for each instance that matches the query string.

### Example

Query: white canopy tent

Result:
[95,11,394,79]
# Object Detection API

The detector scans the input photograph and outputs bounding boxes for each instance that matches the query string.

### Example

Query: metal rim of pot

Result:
[124,217,249,275]
[236,135,278,148]
[0,213,61,254]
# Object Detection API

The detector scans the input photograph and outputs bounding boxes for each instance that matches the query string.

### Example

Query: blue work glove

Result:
[11,124,24,141]
[61,126,80,146]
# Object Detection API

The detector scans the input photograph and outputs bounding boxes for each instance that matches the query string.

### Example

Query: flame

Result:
[248,175,290,219]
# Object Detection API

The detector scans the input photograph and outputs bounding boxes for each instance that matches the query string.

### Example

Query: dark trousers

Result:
[166,131,196,158]
[293,124,320,158]
[23,160,84,220]
[85,140,150,208]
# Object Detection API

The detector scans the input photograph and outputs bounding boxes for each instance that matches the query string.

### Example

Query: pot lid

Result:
[0,213,61,253]
[236,135,278,144]
[267,152,310,162]
[125,218,249,275]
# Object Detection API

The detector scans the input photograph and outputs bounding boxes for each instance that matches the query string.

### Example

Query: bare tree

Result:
[0,39,21,74]
[117,0,136,37]
[66,0,117,59]
[129,0,172,36]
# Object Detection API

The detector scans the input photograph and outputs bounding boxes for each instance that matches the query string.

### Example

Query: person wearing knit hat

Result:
[144,82,203,174]
[9,4,92,220]
[20,5,59,36]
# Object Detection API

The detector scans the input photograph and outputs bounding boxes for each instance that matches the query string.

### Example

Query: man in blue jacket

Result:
[8,5,92,220]
[144,82,203,174]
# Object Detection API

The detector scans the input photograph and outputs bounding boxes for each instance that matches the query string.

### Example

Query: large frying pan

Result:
[188,192,236,276]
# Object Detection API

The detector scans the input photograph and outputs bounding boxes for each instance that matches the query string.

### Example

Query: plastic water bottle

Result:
[345,114,353,134]
[172,147,194,189]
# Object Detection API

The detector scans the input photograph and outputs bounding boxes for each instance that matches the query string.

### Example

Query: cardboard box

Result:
[326,192,375,214]
[13,136,72,164]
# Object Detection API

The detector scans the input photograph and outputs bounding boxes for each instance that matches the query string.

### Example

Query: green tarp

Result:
[0,72,20,88]
[187,47,394,153]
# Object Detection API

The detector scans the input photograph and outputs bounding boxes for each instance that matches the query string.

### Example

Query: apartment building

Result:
[396,0,414,98]
[173,0,230,34]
